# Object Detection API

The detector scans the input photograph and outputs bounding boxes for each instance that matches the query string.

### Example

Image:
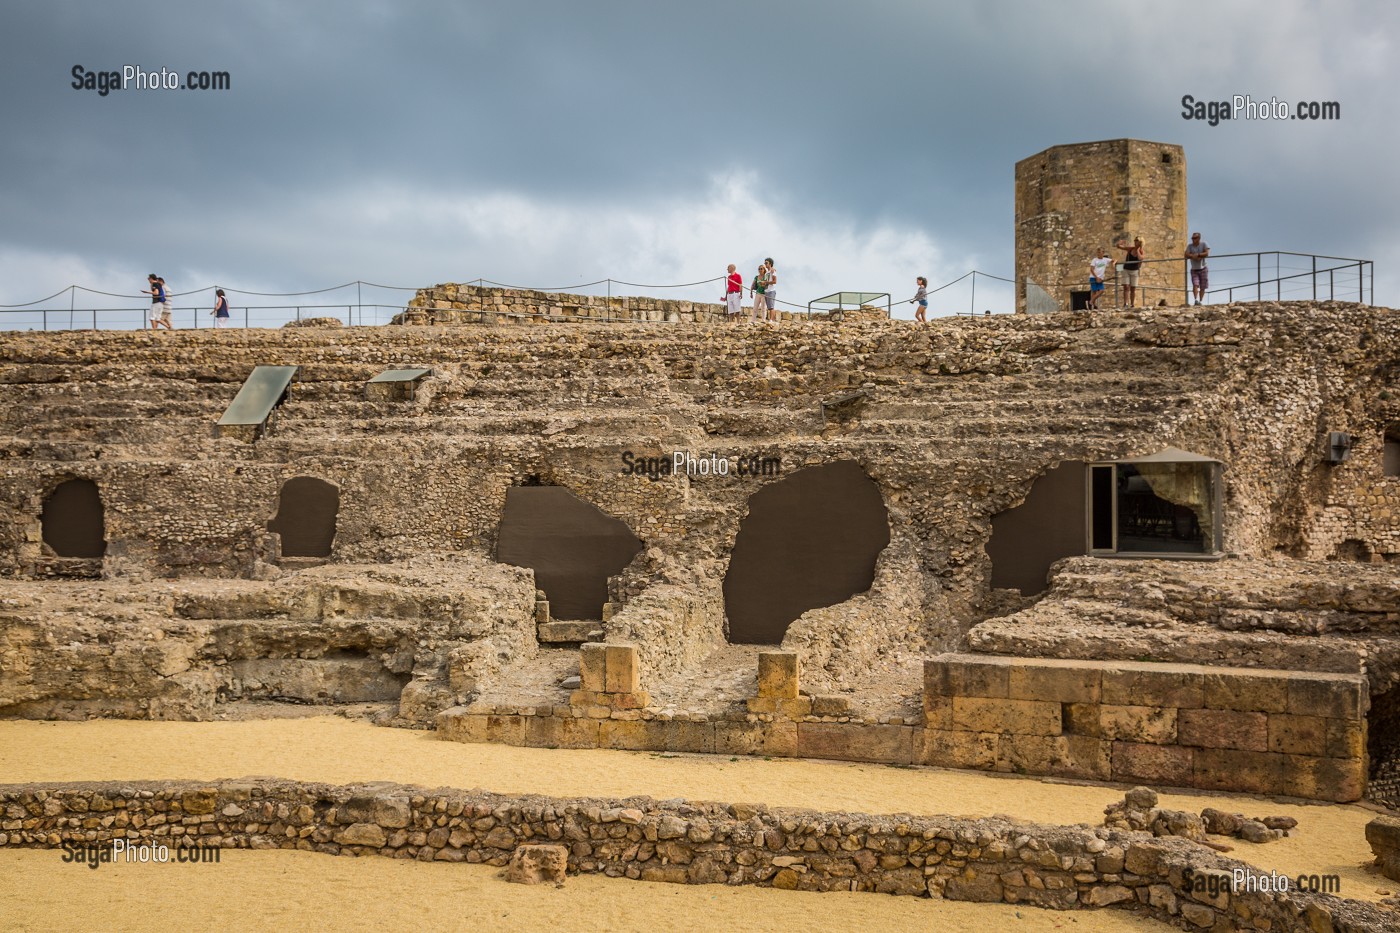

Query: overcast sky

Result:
[0,0,1394,323]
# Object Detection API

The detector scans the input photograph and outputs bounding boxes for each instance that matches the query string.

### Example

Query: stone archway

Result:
[267,477,339,558]
[496,486,644,621]
[40,478,106,558]
[723,461,890,645]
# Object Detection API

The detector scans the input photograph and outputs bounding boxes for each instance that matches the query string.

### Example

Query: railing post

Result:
[1312,256,1317,300]
[1329,268,1334,300]
[1257,253,1262,302]
[1276,254,1280,301]
[1359,262,1364,302]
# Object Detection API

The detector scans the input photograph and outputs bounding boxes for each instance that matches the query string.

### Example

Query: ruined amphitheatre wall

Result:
[0,301,1398,722]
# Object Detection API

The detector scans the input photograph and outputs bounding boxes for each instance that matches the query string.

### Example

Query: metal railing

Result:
[1033,250,1374,310]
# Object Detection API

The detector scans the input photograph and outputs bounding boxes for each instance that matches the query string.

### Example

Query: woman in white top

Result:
[762,258,778,321]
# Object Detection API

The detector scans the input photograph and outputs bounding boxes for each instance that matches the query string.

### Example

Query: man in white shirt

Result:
[1088,248,1111,310]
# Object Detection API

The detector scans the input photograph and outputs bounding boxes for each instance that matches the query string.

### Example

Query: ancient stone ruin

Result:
[2,270,1399,929]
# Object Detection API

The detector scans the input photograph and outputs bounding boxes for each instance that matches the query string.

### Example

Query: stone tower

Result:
[1015,139,1187,312]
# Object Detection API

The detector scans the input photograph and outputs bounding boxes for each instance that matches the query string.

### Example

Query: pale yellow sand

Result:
[0,847,1176,933]
[0,718,1389,911]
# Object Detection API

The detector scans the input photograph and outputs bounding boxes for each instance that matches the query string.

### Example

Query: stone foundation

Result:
[1,778,1392,932]
[924,655,1368,802]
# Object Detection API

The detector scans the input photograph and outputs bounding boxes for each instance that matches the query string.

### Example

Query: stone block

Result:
[1111,742,1194,786]
[438,712,527,746]
[579,643,607,693]
[1366,816,1400,881]
[1101,666,1203,708]
[810,695,850,717]
[1282,755,1365,803]
[1098,705,1177,745]
[757,652,799,699]
[604,644,639,694]
[525,715,601,749]
[930,654,1011,698]
[1191,748,1285,795]
[714,720,797,757]
[1287,676,1365,720]
[598,718,714,754]
[1063,703,1102,737]
[1202,670,1289,713]
[951,697,1060,735]
[1266,714,1328,757]
[917,728,999,770]
[537,620,597,644]
[1008,662,1101,704]
[997,734,1110,780]
[796,723,914,764]
[505,844,568,885]
[745,696,812,719]
[1325,718,1365,759]
[1177,708,1268,752]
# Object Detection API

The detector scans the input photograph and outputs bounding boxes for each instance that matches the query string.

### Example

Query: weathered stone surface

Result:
[504,844,568,885]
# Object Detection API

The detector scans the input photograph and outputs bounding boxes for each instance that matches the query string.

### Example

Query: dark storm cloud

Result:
[0,0,1395,309]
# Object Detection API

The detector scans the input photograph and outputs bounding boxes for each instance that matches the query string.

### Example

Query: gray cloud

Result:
[0,0,1394,315]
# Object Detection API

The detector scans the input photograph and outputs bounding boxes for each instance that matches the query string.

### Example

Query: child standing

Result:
[910,276,928,322]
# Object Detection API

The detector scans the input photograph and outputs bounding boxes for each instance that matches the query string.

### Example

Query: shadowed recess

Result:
[496,487,644,621]
[987,462,1086,597]
[723,461,890,645]
[268,477,340,558]
[40,478,106,558]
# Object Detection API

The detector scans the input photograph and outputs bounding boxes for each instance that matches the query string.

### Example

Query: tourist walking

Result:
[211,288,230,328]
[1088,248,1111,310]
[1115,236,1144,308]
[725,264,743,321]
[762,258,778,321]
[1185,232,1210,305]
[148,274,172,330]
[750,263,768,321]
[910,276,928,322]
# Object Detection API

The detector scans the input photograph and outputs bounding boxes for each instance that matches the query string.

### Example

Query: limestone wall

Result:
[923,655,1367,802]
[2,777,1391,931]
[402,284,884,325]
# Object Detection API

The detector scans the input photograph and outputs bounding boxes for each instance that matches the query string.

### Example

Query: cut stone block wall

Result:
[1,778,1391,932]
[923,654,1368,802]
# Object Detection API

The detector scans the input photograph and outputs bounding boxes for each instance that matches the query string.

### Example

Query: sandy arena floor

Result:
[0,717,1391,931]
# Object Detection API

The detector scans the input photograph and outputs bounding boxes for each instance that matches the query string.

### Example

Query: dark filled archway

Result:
[496,486,644,621]
[723,461,890,645]
[41,478,106,558]
[267,477,339,558]
[987,462,1087,596]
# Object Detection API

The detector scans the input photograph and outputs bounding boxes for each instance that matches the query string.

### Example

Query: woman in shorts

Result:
[1115,237,1144,308]
[910,276,928,322]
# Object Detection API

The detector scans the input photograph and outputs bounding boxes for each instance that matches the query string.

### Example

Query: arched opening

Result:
[723,461,890,645]
[1368,688,1400,808]
[1384,426,1400,477]
[267,477,339,558]
[40,478,106,558]
[1330,538,1373,563]
[496,487,643,621]
[987,462,1086,596]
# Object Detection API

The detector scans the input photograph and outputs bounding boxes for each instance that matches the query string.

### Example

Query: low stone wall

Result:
[1,778,1390,932]
[924,655,1368,802]
[402,283,871,325]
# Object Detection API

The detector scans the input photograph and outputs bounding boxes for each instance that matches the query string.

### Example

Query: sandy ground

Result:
[0,847,1173,933]
[0,717,1391,921]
